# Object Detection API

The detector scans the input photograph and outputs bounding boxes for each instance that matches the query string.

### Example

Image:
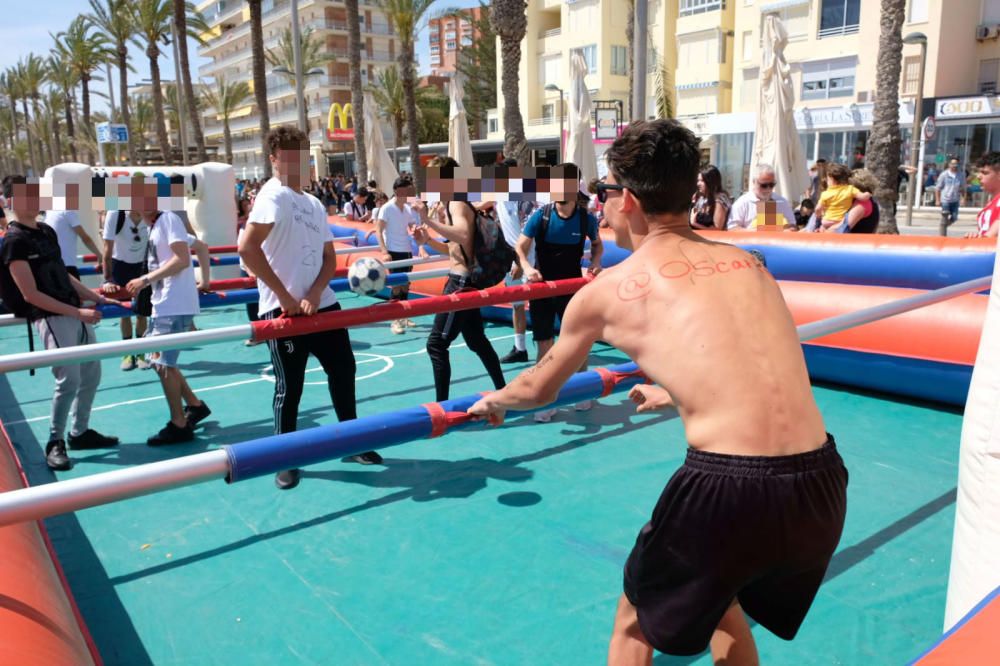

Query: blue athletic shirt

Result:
[523,204,599,246]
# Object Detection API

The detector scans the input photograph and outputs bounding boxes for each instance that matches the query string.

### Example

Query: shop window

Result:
[819,0,860,38]
[611,45,628,75]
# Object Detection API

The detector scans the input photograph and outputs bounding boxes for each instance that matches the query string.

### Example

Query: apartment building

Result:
[428,6,484,76]
[196,0,399,176]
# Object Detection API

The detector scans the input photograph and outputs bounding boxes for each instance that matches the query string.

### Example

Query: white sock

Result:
[514,333,526,351]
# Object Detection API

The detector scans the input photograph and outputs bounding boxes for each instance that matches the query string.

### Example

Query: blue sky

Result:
[2,0,483,114]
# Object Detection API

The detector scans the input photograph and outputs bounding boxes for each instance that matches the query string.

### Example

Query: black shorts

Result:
[623,435,847,656]
[111,259,145,287]
[65,265,80,280]
[387,250,413,274]
[530,294,572,342]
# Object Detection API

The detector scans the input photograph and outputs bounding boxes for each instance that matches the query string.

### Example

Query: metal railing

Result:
[818,23,861,38]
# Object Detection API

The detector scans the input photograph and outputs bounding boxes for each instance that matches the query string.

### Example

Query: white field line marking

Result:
[4,334,517,426]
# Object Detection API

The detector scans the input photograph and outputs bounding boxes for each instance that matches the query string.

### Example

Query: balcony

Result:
[305,18,395,36]
[539,27,561,39]
[818,23,860,38]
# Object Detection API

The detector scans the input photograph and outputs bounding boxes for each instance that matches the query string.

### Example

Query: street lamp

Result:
[902,31,927,228]
[545,83,565,163]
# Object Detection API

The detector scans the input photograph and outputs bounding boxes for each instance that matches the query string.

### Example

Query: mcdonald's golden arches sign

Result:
[327,102,354,141]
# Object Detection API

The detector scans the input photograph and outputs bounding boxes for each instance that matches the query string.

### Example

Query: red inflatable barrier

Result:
[0,420,100,665]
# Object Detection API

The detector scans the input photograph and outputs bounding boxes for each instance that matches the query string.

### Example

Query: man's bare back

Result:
[587,228,827,456]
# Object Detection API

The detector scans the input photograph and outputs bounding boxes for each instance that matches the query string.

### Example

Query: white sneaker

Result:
[404,318,417,327]
[391,320,405,334]
[574,400,594,412]
[120,354,136,371]
[135,355,152,370]
[533,408,557,423]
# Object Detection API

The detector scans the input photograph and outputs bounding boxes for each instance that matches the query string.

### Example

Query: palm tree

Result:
[866,0,906,234]
[489,0,529,165]
[130,0,175,164]
[42,88,64,164]
[47,54,80,163]
[378,0,434,189]
[173,0,209,163]
[264,26,336,118]
[370,66,407,169]
[87,0,137,164]
[248,0,271,178]
[53,17,113,165]
[0,71,23,173]
[14,55,46,174]
[130,94,154,155]
[346,0,367,181]
[201,75,251,165]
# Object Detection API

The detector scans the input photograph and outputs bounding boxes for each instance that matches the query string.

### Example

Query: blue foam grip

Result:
[223,363,644,482]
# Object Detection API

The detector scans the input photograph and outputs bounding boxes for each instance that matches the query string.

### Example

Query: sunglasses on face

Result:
[757,181,777,189]
[596,182,626,203]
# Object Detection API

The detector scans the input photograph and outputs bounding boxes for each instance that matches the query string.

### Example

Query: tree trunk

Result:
[64,97,78,163]
[249,0,271,178]
[401,48,421,188]
[346,0,367,181]
[866,0,906,234]
[21,98,38,175]
[35,99,54,168]
[174,0,207,163]
[50,109,62,165]
[393,117,402,170]
[223,118,233,164]
[118,45,134,164]
[148,48,173,166]
[81,75,96,164]
[499,38,529,165]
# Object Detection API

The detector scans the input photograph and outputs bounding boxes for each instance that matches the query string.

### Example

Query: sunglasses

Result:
[757,181,777,189]
[130,224,142,243]
[596,182,626,203]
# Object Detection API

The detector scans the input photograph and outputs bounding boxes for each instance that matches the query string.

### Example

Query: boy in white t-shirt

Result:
[43,207,103,279]
[239,126,382,490]
[375,176,424,334]
[125,185,211,446]
[101,209,150,370]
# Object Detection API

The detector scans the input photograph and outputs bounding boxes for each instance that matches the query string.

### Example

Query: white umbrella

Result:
[750,14,808,205]
[566,53,598,185]
[363,91,399,192]
[447,74,474,167]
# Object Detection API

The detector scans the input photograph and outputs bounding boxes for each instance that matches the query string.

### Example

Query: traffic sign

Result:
[96,122,129,144]
[923,116,936,141]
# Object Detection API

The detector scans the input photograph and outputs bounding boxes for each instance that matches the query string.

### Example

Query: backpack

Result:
[537,203,588,259]
[114,210,127,236]
[455,202,516,290]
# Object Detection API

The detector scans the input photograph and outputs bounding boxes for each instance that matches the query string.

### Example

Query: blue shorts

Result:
[146,315,195,367]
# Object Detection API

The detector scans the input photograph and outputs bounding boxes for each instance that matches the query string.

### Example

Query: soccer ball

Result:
[347,257,388,296]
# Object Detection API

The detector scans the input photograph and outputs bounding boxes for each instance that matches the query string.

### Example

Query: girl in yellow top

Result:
[815,163,873,232]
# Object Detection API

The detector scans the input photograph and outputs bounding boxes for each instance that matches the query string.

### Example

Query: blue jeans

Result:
[941,200,960,224]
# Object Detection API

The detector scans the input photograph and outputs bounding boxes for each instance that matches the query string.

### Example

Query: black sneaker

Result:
[275,469,301,490]
[45,440,72,471]
[184,402,212,428]
[500,346,529,364]
[67,429,119,450]
[147,421,195,446]
[349,451,384,465]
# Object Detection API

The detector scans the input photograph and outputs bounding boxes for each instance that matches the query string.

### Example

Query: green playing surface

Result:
[0,294,959,665]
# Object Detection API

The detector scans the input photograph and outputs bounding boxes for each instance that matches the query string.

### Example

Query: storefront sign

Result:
[326,102,354,141]
[595,108,619,140]
[923,116,936,141]
[935,97,996,119]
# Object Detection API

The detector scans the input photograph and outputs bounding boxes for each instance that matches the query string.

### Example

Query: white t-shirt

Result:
[727,192,796,230]
[147,211,200,317]
[102,211,149,264]
[496,201,535,266]
[377,199,419,253]
[43,210,82,267]
[247,177,337,315]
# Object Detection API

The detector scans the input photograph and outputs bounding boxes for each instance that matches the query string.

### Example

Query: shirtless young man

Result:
[413,156,506,402]
[469,120,847,665]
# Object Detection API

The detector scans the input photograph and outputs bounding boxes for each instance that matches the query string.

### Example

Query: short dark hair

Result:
[265,126,308,156]
[427,155,459,168]
[392,176,412,191]
[800,198,815,210]
[605,119,701,215]
[827,163,851,184]
[356,187,369,198]
[977,152,1000,170]
[502,157,518,167]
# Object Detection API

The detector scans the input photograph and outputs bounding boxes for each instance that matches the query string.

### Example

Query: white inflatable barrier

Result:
[42,162,238,253]
[945,233,1000,630]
